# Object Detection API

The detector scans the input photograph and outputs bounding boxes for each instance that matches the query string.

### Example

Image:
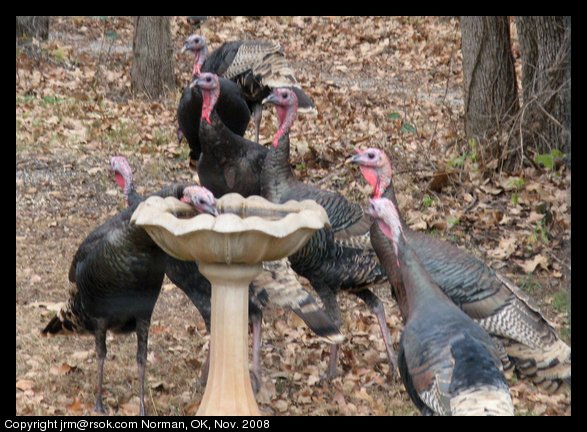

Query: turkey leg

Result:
[93,321,108,414]
[136,319,150,416]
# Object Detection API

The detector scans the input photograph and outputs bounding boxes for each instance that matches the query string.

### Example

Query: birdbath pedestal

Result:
[131,194,329,416]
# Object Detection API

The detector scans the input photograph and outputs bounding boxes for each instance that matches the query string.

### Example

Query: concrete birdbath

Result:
[131,193,329,416]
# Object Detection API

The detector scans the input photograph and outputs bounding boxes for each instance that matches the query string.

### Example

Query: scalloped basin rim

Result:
[130,195,331,239]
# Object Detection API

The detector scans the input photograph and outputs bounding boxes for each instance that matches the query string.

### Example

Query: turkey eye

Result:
[368,153,375,159]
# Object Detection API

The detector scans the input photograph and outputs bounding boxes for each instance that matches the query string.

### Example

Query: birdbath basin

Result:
[131,193,329,416]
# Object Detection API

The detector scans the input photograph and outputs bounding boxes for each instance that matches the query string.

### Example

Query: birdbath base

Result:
[130,194,330,416]
[196,262,262,416]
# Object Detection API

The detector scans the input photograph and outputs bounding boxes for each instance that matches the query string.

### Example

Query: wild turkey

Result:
[111,156,343,388]
[41,179,213,416]
[195,73,268,197]
[261,88,397,379]
[368,197,514,415]
[349,148,571,393]
[183,34,316,142]
[177,73,251,169]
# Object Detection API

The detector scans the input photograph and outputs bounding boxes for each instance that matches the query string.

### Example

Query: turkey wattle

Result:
[261,88,397,379]
[42,177,214,415]
[368,197,514,416]
[177,75,250,169]
[183,34,316,143]
[350,148,571,394]
[195,73,268,197]
[110,156,344,389]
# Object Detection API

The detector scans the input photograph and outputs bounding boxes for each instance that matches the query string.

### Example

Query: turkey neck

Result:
[114,170,141,207]
[370,223,409,320]
[123,178,142,207]
[261,133,295,201]
[395,234,451,319]
[368,159,404,226]
[273,102,296,148]
[193,45,208,78]
[380,182,406,227]
[261,104,297,201]
[201,84,219,126]
[368,161,409,315]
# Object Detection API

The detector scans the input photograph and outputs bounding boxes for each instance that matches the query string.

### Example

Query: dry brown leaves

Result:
[16,16,570,416]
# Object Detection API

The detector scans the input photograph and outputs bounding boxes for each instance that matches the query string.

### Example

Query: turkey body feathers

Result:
[359,149,572,393]
[177,77,250,164]
[198,109,268,197]
[50,204,164,336]
[42,199,170,415]
[201,40,316,113]
[384,220,512,415]
[261,134,363,233]
[402,218,569,390]
[259,108,393,378]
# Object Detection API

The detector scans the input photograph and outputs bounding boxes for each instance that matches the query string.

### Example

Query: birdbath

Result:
[131,193,329,416]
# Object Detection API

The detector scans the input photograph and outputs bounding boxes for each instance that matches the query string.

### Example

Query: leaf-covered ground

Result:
[16,16,571,416]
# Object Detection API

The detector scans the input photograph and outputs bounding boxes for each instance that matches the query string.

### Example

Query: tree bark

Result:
[461,16,519,169]
[516,16,571,159]
[16,16,49,40]
[131,16,174,99]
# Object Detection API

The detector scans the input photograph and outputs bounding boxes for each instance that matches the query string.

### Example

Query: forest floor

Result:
[16,16,571,416]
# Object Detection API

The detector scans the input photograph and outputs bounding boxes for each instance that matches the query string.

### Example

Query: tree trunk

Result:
[516,16,571,160]
[461,16,519,170]
[131,16,174,99]
[16,16,49,40]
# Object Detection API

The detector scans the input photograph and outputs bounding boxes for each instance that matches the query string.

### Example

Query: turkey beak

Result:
[367,198,379,218]
[262,94,279,106]
[345,154,362,165]
[204,204,219,217]
[181,43,193,54]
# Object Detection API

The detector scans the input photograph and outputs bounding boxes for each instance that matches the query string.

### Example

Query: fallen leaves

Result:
[50,362,78,376]
[71,350,94,361]
[410,221,428,231]
[307,374,320,387]
[66,397,89,413]
[515,255,549,274]
[488,236,518,260]
[16,379,35,391]
[27,301,63,312]
[273,399,289,413]
[428,171,449,192]
[16,15,570,417]
[479,184,504,196]
[29,274,42,285]
[150,381,174,391]
[120,401,140,416]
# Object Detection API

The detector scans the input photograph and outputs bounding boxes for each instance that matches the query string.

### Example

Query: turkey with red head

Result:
[260,87,397,380]
[183,34,316,143]
[42,174,214,415]
[110,156,344,389]
[368,197,514,416]
[177,41,251,170]
[349,148,571,394]
[194,72,269,197]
